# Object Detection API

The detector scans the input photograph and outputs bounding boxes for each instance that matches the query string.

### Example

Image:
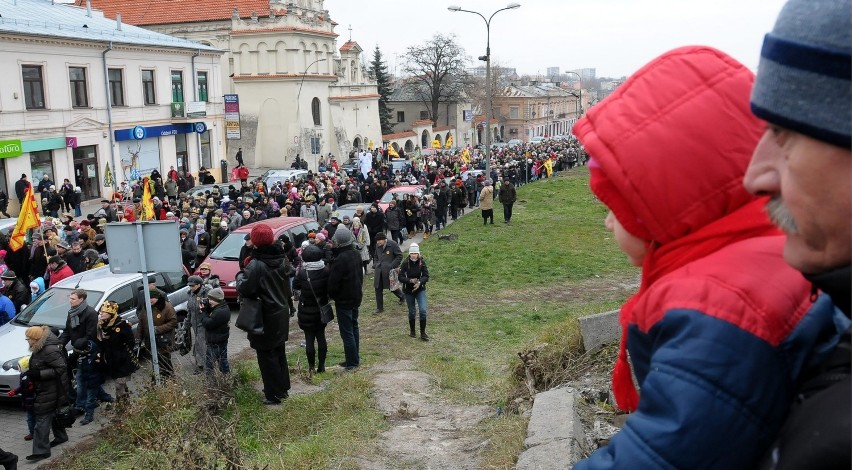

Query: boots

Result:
[409,319,416,338]
[423,232,430,240]
[306,350,315,374]
[317,349,327,373]
[420,319,429,341]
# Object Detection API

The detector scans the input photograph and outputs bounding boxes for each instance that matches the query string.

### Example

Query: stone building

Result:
[86,0,382,171]
[493,81,582,142]
[0,0,224,210]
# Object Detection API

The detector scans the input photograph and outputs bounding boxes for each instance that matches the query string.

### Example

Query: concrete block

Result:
[517,388,587,469]
[579,310,621,352]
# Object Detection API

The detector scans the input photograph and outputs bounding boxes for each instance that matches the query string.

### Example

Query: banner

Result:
[224,94,241,140]
[9,185,40,251]
[141,177,155,220]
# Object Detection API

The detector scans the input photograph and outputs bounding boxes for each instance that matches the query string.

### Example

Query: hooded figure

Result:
[570,46,847,470]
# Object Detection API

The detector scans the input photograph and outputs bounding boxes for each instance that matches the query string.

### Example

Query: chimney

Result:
[85,0,91,17]
[116,12,122,30]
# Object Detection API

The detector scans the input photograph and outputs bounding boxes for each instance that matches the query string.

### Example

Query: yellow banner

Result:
[9,185,40,251]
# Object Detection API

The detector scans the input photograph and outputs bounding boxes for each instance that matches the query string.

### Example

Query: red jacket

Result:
[49,264,74,287]
[237,166,249,180]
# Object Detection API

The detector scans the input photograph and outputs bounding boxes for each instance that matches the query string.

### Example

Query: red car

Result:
[378,185,425,212]
[198,217,320,301]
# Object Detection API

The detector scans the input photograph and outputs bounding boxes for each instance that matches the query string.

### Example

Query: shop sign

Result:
[186,101,207,118]
[224,94,241,140]
[115,123,208,141]
[66,137,78,148]
[0,140,23,158]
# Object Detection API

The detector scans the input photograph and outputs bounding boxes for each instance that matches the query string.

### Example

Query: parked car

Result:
[340,157,360,175]
[0,266,191,396]
[378,185,425,212]
[336,203,364,222]
[507,139,523,147]
[264,169,308,188]
[201,217,320,301]
[530,136,545,143]
[389,158,411,175]
[188,183,223,199]
[0,218,18,236]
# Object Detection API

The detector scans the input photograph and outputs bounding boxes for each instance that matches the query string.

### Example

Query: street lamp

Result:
[448,2,520,176]
[296,57,328,171]
[564,70,583,124]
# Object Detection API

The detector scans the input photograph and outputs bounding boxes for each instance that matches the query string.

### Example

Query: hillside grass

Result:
[52,167,638,469]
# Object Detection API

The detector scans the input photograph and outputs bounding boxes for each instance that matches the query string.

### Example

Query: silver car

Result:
[0,266,190,395]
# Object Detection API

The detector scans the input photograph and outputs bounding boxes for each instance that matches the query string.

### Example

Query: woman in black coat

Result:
[25,325,69,461]
[96,301,137,401]
[292,245,330,374]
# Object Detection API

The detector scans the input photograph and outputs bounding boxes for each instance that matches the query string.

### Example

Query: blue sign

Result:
[115,123,208,141]
[463,110,473,122]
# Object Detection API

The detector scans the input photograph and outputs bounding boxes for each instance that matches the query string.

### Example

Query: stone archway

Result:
[421,130,430,148]
[404,140,414,152]
[353,137,361,150]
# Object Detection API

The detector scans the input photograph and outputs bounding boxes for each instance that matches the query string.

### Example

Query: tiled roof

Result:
[383,131,417,140]
[339,40,360,52]
[432,126,451,132]
[0,0,220,51]
[80,0,269,25]
[412,119,433,126]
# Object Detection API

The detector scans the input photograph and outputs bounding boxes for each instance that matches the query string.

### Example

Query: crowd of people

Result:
[0,0,847,466]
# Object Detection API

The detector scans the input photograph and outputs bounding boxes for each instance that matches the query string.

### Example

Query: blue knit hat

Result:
[750,0,851,148]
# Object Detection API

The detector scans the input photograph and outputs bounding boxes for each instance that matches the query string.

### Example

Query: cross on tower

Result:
[348,24,352,42]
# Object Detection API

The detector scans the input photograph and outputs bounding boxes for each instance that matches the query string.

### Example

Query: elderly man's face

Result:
[744,127,852,274]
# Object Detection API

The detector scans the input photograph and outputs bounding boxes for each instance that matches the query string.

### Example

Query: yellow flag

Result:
[460,148,471,163]
[445,136,454,148]
[9,185,41,251]
[141,177,154,220]
[387,145,399,158]
[432,139,441,149]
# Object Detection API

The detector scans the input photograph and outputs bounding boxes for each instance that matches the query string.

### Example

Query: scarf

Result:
[68,302,87,329]
[303,260,325,271]
[612,197,779,412]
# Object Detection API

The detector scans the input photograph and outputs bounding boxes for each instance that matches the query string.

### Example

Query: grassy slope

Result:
[54,168,638,469]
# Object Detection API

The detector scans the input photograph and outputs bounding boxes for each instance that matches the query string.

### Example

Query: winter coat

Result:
[353,228,371,262]
[138,299,178,353]
[384,206,404,231]
[201,301,230,345]
[28,328,69,416]
[571,46,849,470]
[364,209,385,235]
[398,256,429,295]
[75,342,103,389]
[479,186,494,211]
[58,304,98,349]
[373,240,402,290]
[66,251,86,274]
[237,244,292,351]
[327,245,364,309]
[499,182,516,204]
[48,262,74,287]
[293,265,330,330]
[98,318,137,379]
[316,204,332,227]
[11,371,36,411]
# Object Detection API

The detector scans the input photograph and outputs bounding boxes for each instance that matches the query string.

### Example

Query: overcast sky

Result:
[326,0,787,78]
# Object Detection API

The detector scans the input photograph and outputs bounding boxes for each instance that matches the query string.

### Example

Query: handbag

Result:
[305,269,334,324]
[235,297,264,334]
[388,267,402,292]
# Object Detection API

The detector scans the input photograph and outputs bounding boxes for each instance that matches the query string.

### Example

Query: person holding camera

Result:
[201,287,231,377]
[137,289,177,379]
[187,276,210,374]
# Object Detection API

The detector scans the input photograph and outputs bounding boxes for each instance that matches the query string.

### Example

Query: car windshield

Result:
[14,287,103,328]
[380,192,404,203]
[208,232,246,260]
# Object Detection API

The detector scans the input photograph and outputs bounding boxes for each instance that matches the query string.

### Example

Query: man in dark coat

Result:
[372,232,403,313]
[25,325,69,461]
[95,301,137,402]
[327,226,363,369]
[383,200,405,244]
[2,270,30,313]
[57,288,102,410]
[236,224,293,405]
[15,174,29,207]
[499,179,517,223]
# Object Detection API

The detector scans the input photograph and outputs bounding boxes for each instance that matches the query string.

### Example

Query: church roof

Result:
[78,0,269,25]
[339,40,361,52]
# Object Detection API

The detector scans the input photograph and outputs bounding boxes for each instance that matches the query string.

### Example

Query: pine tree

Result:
[371,45,394,136]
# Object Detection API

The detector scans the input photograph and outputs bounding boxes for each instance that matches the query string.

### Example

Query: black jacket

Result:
[293,266,329,330]
[5,278,31,313]
[398,256,429,295]
[499,182,517,204]
[58,304,98,349]
[327,245,363,309]
[364,209,384,234]
[14,179,29,201]
[201,301,231,345]
[29,328,69,415]
[66,251,86,274]
[373,240,402,290]
[98,318,138,379]
[237,244,292,350]
[384,206,404,231]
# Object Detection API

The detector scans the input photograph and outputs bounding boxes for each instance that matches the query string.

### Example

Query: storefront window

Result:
[199,131,211,169]
[175,134,188,175]
[30,150,54,182]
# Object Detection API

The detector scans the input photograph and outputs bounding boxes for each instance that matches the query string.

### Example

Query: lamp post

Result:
[296,57,328,172]
[448,2,520,176]
[564,70,583,126]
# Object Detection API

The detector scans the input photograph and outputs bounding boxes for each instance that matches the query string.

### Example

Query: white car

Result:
[0,266,191,396]
[264,169,308,188]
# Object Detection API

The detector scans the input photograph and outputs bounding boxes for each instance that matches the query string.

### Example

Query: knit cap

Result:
[750,0,851,148]
[250,224,274,247]
[332,226,355,248]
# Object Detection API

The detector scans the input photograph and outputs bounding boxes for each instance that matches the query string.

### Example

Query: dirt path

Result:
[355,360,492,469]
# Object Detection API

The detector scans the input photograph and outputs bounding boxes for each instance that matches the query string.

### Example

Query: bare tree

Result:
[467,60,517,118]
[401,33,469,125]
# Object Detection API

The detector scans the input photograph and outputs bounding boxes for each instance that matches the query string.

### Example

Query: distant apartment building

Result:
[493,82,581,142]
[546,67,560,77]
[568,68,596,82]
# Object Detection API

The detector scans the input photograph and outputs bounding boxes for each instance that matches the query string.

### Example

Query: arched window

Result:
[311,97,321,126]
